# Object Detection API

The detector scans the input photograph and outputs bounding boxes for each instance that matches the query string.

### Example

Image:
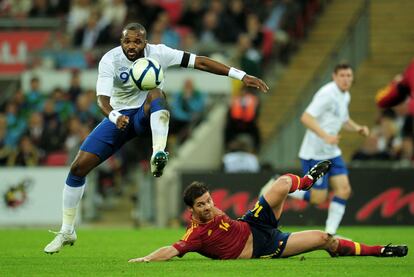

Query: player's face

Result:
[191,192,214,222]
[333,68,353,92]
[120,30,147,61]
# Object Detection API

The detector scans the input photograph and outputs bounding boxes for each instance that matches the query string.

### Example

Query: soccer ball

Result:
[129,57,164,90]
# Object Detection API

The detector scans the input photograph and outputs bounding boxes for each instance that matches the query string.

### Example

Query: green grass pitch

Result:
[0,226,412,276]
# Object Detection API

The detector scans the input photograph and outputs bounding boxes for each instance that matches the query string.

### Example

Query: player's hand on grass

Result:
[117,115,129,130]
[242,75,269,93]
[128,257,149,263]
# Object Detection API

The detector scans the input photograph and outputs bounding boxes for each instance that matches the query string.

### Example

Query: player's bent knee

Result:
[70,161,86,177]
[272,176,291,192]
[335,184,352,199]
[147,88,165,100]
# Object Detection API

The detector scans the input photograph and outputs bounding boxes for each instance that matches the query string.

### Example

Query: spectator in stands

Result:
[67,0,93,34]
[132,0,164,30]
[73,9,110,50]
[230,33,262,78]
[150,11,180,48]
[0,0,31,17]
[170,79,206,145]
[25,112,45,150]
[65,117,90,162]
[29,0,55,17]
[8,136,40,166]
[222,134,260,173]
[0,114,12,165]
[198,10,221,49]
[67,70,83,102]
[224,86,261,151]
[41,99,65,154]
[26,77,45,112]
[101,0,127,32]
[225,0,247,38]
[51,87,75,122]
[179,0,205,32]
[401,110,414,163]
[4,102,26,148]
[208,0,237,43]
[180,30,198,53]
[75,92,100,128]
[246,13,264,51]
[352,109,402,161]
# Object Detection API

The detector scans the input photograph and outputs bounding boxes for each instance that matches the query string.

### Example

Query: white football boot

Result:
[44,230,77,254]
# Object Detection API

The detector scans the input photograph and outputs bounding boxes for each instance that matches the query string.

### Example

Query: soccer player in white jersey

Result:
[44,22,269,254]
[290,63,369,236]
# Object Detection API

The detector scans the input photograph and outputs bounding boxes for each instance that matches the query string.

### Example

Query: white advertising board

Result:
[0,167,70,225]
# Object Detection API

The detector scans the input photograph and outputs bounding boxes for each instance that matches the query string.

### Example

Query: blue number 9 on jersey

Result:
[129,57,164,90]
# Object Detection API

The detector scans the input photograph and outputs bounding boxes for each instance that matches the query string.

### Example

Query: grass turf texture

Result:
[0,226,412,276]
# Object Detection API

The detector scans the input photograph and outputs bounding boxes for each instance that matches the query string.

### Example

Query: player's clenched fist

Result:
[117,115,129,130]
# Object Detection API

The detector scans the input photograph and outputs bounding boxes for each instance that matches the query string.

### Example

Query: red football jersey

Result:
[172,209,251,259]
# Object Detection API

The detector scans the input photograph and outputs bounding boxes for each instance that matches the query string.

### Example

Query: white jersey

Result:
[96,44,189,111]
[299,81,350,160]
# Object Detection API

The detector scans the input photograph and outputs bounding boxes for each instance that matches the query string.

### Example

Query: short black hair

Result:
[183,182,209,207]
[122,22,147,38]
[333,63,352,73]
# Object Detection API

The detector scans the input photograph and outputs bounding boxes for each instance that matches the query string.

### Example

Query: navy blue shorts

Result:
[300,156,348,190]
[80,106,150,161]
[240,196,290,258]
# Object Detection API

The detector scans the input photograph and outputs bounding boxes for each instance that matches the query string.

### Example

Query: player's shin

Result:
[325,196,346,235]
[329,238,382,257]
[150,96,170,154]
[61,173,86,233]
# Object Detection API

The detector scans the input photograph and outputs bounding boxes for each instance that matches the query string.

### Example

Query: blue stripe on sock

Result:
[332,196,347,205]
[150,97,167,113]
[304,191,311,202]
[66,173,86,187]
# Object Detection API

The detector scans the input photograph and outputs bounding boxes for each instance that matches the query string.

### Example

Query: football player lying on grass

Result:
[129,161,408,262]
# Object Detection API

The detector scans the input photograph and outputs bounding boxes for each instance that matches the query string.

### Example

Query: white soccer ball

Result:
[130,57,164,90]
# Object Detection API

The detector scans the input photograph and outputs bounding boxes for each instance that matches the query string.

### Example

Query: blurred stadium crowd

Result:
[0,0,320,166]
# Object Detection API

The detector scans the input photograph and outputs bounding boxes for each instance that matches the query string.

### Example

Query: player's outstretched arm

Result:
[343,119,369,137]
[128,246,179,263]
[193,56,269,93]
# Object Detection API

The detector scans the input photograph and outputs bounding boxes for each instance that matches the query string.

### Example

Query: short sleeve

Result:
[96,54,114,96]
[159,44,186,68]
[305,90,332,117]
[172,227,202,257]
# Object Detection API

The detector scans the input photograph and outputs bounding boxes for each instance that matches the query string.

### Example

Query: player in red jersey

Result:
[376,59,414,108]
[129,161,408,262]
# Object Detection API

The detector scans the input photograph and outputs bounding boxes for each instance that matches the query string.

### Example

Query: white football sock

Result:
[150,110,170,154]
[61,184,85,234]
[325,199,346,235]
[289,190,307,200]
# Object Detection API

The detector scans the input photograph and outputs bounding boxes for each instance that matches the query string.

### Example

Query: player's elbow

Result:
[300,112,309,125]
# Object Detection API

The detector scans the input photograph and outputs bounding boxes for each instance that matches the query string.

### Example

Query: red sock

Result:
[333,239,383,256]
[284,174,313,192]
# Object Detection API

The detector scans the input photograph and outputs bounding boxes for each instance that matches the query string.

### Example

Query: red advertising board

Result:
[181,168,414,225]
[0,31,51,74]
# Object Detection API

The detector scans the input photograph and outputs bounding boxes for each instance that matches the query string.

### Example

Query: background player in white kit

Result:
[44,23,269,254]
[290,63,369,236]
